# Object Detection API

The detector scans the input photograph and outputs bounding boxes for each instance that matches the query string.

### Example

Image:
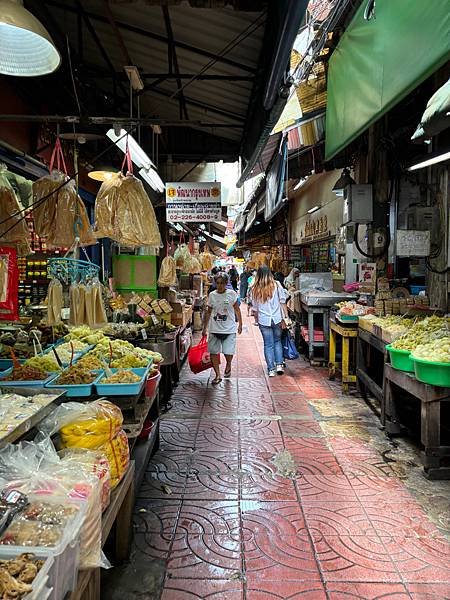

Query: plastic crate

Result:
[47,370,103,397]
[95,367,148,396]
[0,499,85,600]
[0,368,59,388]
[0,548,54,600]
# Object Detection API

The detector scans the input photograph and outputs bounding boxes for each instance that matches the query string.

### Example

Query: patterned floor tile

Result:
[167,534,242,579]
[325,582,409,599]
[183,472,240,500]
[187,450,240,474]
[380,535,450,583]
[146,450,192,474]
[133,531,173,560]
[133,498,181,535]
[363,500,444,539]
[244,533,322,581]
[176,500,240,537]
[202,397,239,416]
[139,470,187,499]
[239,435,284,454]
[241,500,307,537]
[338,455,398,478]
[238,394,276,415]
[349,476,412,501]
[246,579,327,599]
[302,387,336,399]
[161,579,243,600]
[303,501,377,537]
[406,582,450,599]
[272,396,312,416]
[238,454,297,500]
[240,418,282,439]
[159,434,197,452]
[312,533,400,582]
[295,473,358,503]
[166,396,204,416]
[280,419,324,437]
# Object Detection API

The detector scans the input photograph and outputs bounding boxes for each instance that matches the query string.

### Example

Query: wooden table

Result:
[329,321,358,391]
[69,462,136,600]
[356,328,388,402]
[383,364,450,479]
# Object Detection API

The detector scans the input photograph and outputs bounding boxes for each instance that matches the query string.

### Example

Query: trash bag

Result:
[282,331,299,360]
[158,255,178,287]
[188,336,218,374]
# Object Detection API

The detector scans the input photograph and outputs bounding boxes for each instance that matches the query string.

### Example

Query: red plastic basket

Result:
[145,372,161,398]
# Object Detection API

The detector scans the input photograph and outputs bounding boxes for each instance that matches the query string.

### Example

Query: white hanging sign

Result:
[166,182,222,222]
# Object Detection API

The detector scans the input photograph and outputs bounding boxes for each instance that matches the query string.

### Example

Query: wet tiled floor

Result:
[104,314,450,599]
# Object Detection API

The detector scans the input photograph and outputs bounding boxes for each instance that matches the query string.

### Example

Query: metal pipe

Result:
[0,115,244,127]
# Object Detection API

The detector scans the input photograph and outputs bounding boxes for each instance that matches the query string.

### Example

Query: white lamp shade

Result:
[0,0,61,76]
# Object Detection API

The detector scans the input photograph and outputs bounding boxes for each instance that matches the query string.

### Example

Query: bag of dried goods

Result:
[0,165,31,256]
[186,253,202,274]
[47,279,63,325]
[199,251,214,271]
[92,280,108,326]
[174,243,190,269]
[158,255,177,287]
[32,170,65,239]
[94,172,161,247]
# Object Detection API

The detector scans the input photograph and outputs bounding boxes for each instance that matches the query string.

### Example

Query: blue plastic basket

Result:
[0,368,59,388]
[95,368,148,396]
[410,285,426,295]
[47,370,103,397]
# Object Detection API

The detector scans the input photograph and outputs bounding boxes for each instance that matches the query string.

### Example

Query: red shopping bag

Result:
[188,336,218,374]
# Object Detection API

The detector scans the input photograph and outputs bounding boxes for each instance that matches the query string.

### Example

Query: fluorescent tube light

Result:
[408,150,450,171]
[106,128,155,170]
[139,167,165,193]
[293,178,307,191]
[307,205,320,214]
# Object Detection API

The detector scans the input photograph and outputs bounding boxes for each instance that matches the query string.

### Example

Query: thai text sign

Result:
[166,182,222,222]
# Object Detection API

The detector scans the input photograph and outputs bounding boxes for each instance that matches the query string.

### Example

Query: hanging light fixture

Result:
[88,168,116,182]
[332,168,356,197]
[0,0,61,76]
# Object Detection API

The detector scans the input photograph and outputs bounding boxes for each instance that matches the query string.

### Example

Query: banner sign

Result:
[166,182,222,222]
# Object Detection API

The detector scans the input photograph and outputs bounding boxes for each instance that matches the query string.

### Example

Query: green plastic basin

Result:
[386,344,414,372]
[412,355,450,387]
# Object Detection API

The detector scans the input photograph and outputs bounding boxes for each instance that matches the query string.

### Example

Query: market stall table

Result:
[356,327,388,402]
[328,319,358,391]
[382,364,450,479]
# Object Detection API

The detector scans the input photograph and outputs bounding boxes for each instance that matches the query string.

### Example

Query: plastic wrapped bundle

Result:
[158,256,177,287]
[0,165,31,256]
[47,279,63,325]
[32,171,65,239]
[199,251,214,271]
[174,243,190,269]
[94,172,161,247]
[186,254,202,274]
[47,180,96,248]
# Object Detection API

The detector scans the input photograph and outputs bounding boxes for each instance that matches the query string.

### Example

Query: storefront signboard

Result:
[166,182,222,222]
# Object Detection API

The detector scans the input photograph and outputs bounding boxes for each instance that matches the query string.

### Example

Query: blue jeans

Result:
[259,321,283,371]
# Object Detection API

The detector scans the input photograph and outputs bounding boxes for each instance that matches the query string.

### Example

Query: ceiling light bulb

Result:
[139,167,165,193]
[0,0,61,76]
[307,205,320,214]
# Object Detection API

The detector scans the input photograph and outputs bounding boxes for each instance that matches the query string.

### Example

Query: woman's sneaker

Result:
[268,369,277,377]
[276,364,285,374]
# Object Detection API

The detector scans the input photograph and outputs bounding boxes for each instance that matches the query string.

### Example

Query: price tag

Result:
[141,329,148,340]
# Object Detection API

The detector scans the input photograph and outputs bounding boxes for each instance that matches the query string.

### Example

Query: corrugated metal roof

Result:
[46,0,266,142]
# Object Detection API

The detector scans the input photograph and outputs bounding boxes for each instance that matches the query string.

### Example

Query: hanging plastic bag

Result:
[47,279,63,325]
[186,254,202,274]
[174,243,190,270]
[92,279,108,326]
[48,180,96,249]
[32,170,64,240]
[158,254,178,287]
[188,336,218,374]
[0,165,31,256]
[94,172,161,248]
[0,247,19,321]
[282,331,299,360]
[199,250,215,271]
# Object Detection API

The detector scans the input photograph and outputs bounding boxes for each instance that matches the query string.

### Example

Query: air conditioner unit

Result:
[342,184,373,225]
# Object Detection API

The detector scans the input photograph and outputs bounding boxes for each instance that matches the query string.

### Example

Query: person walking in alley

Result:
[251,266,288,377]
[228,265,239,292]
[202,271,242,385]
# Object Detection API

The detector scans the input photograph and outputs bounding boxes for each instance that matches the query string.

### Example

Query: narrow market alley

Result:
[104,314,450,600]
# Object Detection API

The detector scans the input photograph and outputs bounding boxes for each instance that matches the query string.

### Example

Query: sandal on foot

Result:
[224,368,231,378]
[211,376,222,385]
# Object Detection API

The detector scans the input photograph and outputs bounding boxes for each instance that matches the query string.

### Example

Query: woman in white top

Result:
[251,266,288,377]
[203,272,242,385]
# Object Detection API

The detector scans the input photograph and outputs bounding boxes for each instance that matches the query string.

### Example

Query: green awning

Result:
[325,0,450,161]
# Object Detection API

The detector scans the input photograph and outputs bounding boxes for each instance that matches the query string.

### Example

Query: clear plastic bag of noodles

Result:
[48,180,95,248]
[158,255,177,287]
[92,279,107,326]
[0,165,31,255]
[47,279,63,325]
[114,174,161,247]
[94,172,120,239]
[186,253,202,274]
[174,243,190,269]
[32,170,65,239]
[199,251,214,271]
